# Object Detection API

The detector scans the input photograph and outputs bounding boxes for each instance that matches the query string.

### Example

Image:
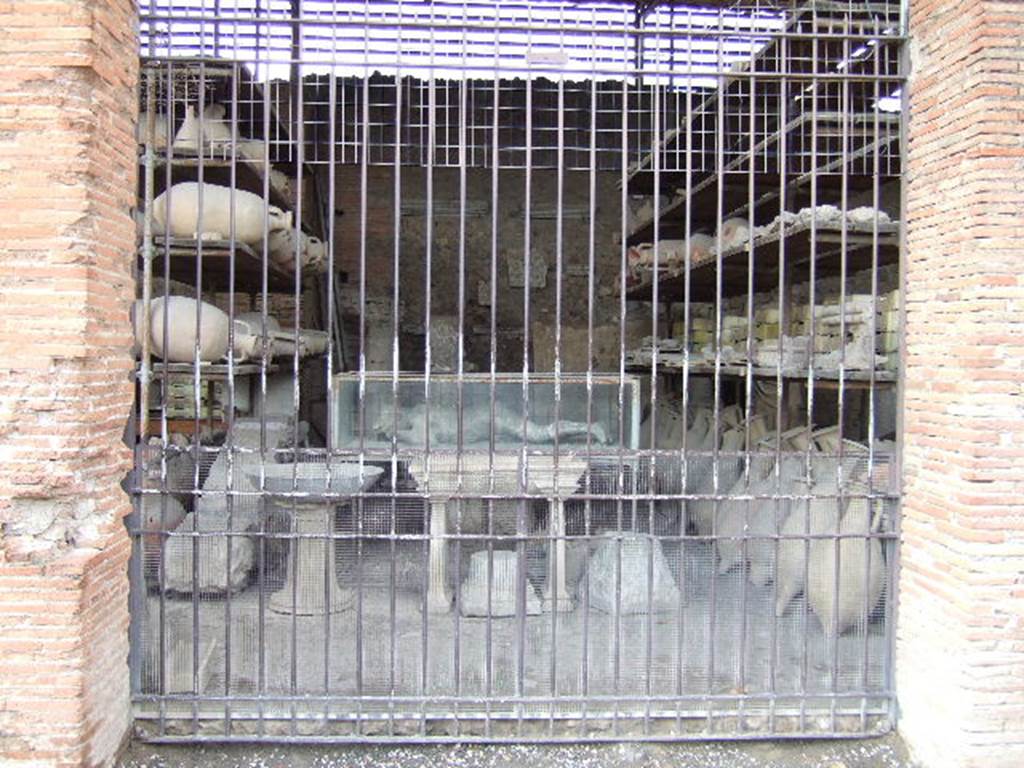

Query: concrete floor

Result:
[119,732,918,768]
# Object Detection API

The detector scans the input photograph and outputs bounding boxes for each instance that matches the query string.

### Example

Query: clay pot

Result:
[806,502,885,635]
[148,296,230,362]
[152,181,292,245]
[775,487,841,617]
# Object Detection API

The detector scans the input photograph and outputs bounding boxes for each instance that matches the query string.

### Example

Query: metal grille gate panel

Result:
[130,0,906,742]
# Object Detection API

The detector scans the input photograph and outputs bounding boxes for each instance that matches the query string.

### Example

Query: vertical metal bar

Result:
[798,10,818,733]
[190,62,208,737]
[706,7,726,733]
[157,58,175,739]
[325,0,341,729]
[737,31,756,732]
[485,2,501,738]
[643,10,660,735]
[579,4,599,736]
[887,5,911,729]
[452,1,469,733]
[674,6,695,732]
[419,3,437,736]
[222,60,240,738]
[388,0,403,738]
[613,4,631,736]
[515,0,535,736]
[133,62,157,727]
[548,6,566,733]
[256,29,273,739]
[355,0,371,735]
[861,18,884,730]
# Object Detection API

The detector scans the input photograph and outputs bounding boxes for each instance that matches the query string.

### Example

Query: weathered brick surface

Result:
[0,1,138,765]
[899,2,1024,767]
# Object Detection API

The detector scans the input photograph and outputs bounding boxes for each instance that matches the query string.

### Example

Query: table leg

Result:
[544,498,573,611]
[427,498,452,613]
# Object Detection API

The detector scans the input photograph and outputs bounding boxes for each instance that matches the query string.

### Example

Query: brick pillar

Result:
[0,1,138,766]
[899,2,1024,767]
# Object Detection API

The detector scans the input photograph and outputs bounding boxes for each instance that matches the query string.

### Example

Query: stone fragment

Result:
[582,533,682,614]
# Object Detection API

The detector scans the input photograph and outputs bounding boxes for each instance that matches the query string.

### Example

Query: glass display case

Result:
[330,372,642,453]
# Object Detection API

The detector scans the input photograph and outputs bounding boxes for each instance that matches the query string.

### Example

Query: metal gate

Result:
[130,0,906,742]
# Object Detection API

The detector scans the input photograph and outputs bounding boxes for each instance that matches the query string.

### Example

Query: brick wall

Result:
[0,1,138,766]
[899,1,1024,767]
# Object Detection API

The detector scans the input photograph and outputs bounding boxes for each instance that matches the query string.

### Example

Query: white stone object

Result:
[148,296,230,363]
[459,550,543,617]
[522,454,587,612]
[200,103,234,146]
[303,236,328,272]
[688,453,742,538]
[140,495,187,579]
[231,319,261,361]
[806,502,885,635]
[152,181,292,245]
[583,533,682,614]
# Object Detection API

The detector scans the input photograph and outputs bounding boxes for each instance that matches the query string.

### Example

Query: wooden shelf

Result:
[143,237,294,294]
[625,222,899,302]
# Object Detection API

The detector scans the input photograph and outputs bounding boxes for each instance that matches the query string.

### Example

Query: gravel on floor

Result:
[119,732,918,768]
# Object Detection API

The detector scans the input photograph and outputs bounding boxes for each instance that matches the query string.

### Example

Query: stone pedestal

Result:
[268,500,353,615]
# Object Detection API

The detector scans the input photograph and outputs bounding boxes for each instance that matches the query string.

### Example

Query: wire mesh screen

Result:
[129,0,906,743]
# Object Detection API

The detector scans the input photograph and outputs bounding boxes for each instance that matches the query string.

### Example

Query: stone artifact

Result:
[256,462,384,615]
[172,103,234,152]
[136,111,170,148]
[583,533,682,614]
[717,217,751,250]
[459,550,543,618]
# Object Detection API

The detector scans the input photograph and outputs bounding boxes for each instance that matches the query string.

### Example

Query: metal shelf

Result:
[627,361,895,388]
[625,222,899,302]
[137,362,280,381]
[143,237,295,294]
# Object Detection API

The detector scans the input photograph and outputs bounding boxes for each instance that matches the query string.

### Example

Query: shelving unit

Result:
[139,363,280,381]
[136,58,336,437]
